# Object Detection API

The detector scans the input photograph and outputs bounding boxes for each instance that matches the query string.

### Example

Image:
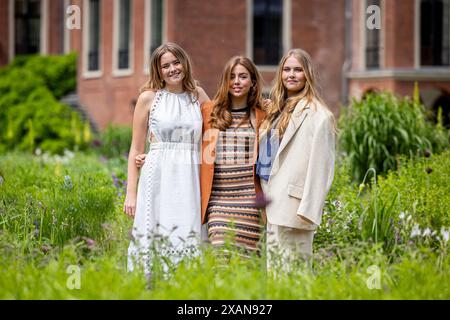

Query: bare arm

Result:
[123,90,155,217]
[196,86,211,105]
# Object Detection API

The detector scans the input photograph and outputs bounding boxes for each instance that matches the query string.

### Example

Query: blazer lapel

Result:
[270,101,310,176]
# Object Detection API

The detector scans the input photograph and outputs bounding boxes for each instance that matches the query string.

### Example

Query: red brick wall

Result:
[77,0,149,129]
[349,79,450,102]
[384,0,415,68]
[166,0,248,98]
[48,0,64,55]
[293,0,346,115]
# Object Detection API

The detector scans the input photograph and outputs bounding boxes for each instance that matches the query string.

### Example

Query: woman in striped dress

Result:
[200,56,266,256]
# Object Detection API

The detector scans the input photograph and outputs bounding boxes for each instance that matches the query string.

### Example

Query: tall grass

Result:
[0,152,117,248]
[338,91,449,182]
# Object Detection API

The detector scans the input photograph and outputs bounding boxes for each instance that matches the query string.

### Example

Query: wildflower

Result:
[35,148,42,156]
[255,192,272,209]
[41,245,51,254]
[64,149,75,159]
[422,227,431,237]
[92,139,102,147]
[99,155,107,163]
[410,224,421,238]
[358,183,365,192]
[441,227,449,243]
[83,237,96,249]
[398,212,405,220]
[64,175,73,189]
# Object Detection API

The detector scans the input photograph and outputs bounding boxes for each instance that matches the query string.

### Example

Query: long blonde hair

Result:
[261,48,327,138]
[140,42,197,99]
[210,56,263,131]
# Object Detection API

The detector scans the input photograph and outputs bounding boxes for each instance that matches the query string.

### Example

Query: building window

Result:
[144,0,164,72]
[252,0,283,66]
[421,0,450,66]
[117,0,131,70]
[150,0,163,53]
[14,0,41,55]
[87,0,100,71]
[365,0,381,69]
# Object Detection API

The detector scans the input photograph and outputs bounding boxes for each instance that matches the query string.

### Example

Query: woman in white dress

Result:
[123,43,209,276]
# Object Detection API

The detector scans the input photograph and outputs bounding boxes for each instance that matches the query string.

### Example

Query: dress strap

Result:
[147,90,164,143]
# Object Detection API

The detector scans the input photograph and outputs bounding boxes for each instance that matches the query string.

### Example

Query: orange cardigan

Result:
[200,101,267,225]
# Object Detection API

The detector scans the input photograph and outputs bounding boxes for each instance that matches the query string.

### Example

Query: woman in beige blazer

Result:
[256,48,335,266]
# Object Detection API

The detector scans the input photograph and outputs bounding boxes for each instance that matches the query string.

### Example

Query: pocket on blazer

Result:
[287,184,304,199]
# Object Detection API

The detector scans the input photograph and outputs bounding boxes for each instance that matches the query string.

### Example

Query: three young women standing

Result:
[127,44,335,272]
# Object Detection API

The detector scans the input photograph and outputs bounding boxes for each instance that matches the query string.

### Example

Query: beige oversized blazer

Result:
[261,97,335,231]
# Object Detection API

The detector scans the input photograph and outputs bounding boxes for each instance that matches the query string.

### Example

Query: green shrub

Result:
[338,91,449,182]
[94,125,132,159]
[0,53,85,154]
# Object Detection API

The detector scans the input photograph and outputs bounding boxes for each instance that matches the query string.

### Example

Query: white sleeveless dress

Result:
[127,89,203,275]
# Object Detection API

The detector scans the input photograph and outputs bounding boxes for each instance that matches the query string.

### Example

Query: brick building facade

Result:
[1,0,449,129]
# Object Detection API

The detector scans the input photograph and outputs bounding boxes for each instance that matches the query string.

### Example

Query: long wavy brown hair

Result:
[260,48,328,138]
[140,42,198,99]
[210,56,263,131]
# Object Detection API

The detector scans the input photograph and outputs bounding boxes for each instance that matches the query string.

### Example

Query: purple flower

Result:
[92,139,102,147]
[255,192,271,209]
[83,237,95,249]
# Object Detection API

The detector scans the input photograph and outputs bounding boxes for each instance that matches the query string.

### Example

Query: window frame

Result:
[143,0,166,74]
[417,0,450,67]
[113,0,133,77]
[247,0,291,71]
[82,0,102,78]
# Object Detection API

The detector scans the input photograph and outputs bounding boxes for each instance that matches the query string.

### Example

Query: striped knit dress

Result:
[206,107,263,256]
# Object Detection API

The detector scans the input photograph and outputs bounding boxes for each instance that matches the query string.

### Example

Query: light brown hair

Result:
[261,48,328,138]
[140,42,197,99]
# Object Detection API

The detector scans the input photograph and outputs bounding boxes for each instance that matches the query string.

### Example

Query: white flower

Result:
[399,212,405,220]
[35,148,42,156]
[422,228,431,237]
[410,224,421,238]
[441,227,449,243]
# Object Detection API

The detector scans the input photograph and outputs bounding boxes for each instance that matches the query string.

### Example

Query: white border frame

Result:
[63,0,71,54]
[40,0,48,55]
[247,0,291,71]
[82,0,102,78]
[8,0,48,61]
[112,0,133,77]
[143,0,167,74]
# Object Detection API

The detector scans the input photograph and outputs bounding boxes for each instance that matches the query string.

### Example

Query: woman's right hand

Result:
[123,193,137,218]
[135,154,147,168]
